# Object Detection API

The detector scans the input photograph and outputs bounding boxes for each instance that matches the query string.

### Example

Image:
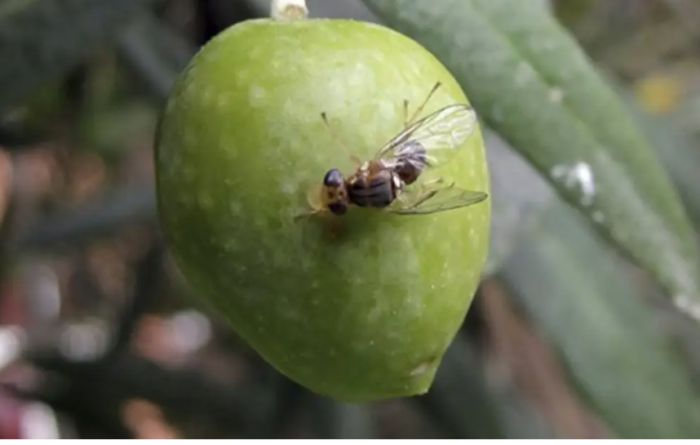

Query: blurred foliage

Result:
[486,127,700,437]
[0,0,154,114]
[503,203,700,438]
[0,0,700,439]
[625,92,700,229]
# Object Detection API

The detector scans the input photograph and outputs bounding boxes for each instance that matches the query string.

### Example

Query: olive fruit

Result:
[156,17,490,401]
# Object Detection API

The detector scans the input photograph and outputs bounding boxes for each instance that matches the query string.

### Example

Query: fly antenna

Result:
[320,112,355,163]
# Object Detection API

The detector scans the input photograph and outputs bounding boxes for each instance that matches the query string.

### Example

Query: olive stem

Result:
[270,0,308,21]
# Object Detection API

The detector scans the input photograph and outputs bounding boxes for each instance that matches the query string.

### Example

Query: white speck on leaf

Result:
[548,87,564,103]
[550,162,596,206]
[674,295,700,322]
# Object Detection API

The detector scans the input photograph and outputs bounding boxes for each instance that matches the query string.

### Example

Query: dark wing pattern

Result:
[374,104,477,168]
[386,181,487,215]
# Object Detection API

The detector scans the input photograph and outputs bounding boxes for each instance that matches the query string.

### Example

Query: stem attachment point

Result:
[271,0,308,21]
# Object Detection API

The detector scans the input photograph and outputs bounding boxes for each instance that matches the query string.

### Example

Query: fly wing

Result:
[387,181,488,215]
[375,104,477,169]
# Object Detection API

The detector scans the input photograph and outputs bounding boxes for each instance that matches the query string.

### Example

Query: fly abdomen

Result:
[394,141,428,185]
[348,170,396,208]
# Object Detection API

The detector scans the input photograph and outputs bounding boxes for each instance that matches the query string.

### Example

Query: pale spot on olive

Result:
[409,357,437,377]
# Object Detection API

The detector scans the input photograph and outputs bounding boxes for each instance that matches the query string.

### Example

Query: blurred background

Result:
[1,0,700,438]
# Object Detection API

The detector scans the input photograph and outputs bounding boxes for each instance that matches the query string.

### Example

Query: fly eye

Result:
[323,168,344,187]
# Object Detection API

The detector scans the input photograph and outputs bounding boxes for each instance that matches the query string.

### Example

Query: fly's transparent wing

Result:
[375,104,477,168]
[387,181,488,215]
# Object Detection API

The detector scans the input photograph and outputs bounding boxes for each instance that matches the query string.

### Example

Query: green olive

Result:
[156,17,490,402]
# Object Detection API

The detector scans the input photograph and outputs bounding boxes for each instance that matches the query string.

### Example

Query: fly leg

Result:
[409,178,452,208]
[420,177,448,188]
[392,177,450,211]
[404,82,442,127]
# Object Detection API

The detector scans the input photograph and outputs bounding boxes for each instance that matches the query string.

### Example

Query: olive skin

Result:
[156,18,490,401]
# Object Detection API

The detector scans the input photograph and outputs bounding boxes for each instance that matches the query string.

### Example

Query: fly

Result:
[308,82,488,216]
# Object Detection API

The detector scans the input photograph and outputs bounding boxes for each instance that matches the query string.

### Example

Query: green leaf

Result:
[483,124,700,437]
[627,102,700,229]
[608,77,700,230]
[484,129,554,276]
[364,0,700,317]
[502,204,700,438]
[0,0,150,113]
